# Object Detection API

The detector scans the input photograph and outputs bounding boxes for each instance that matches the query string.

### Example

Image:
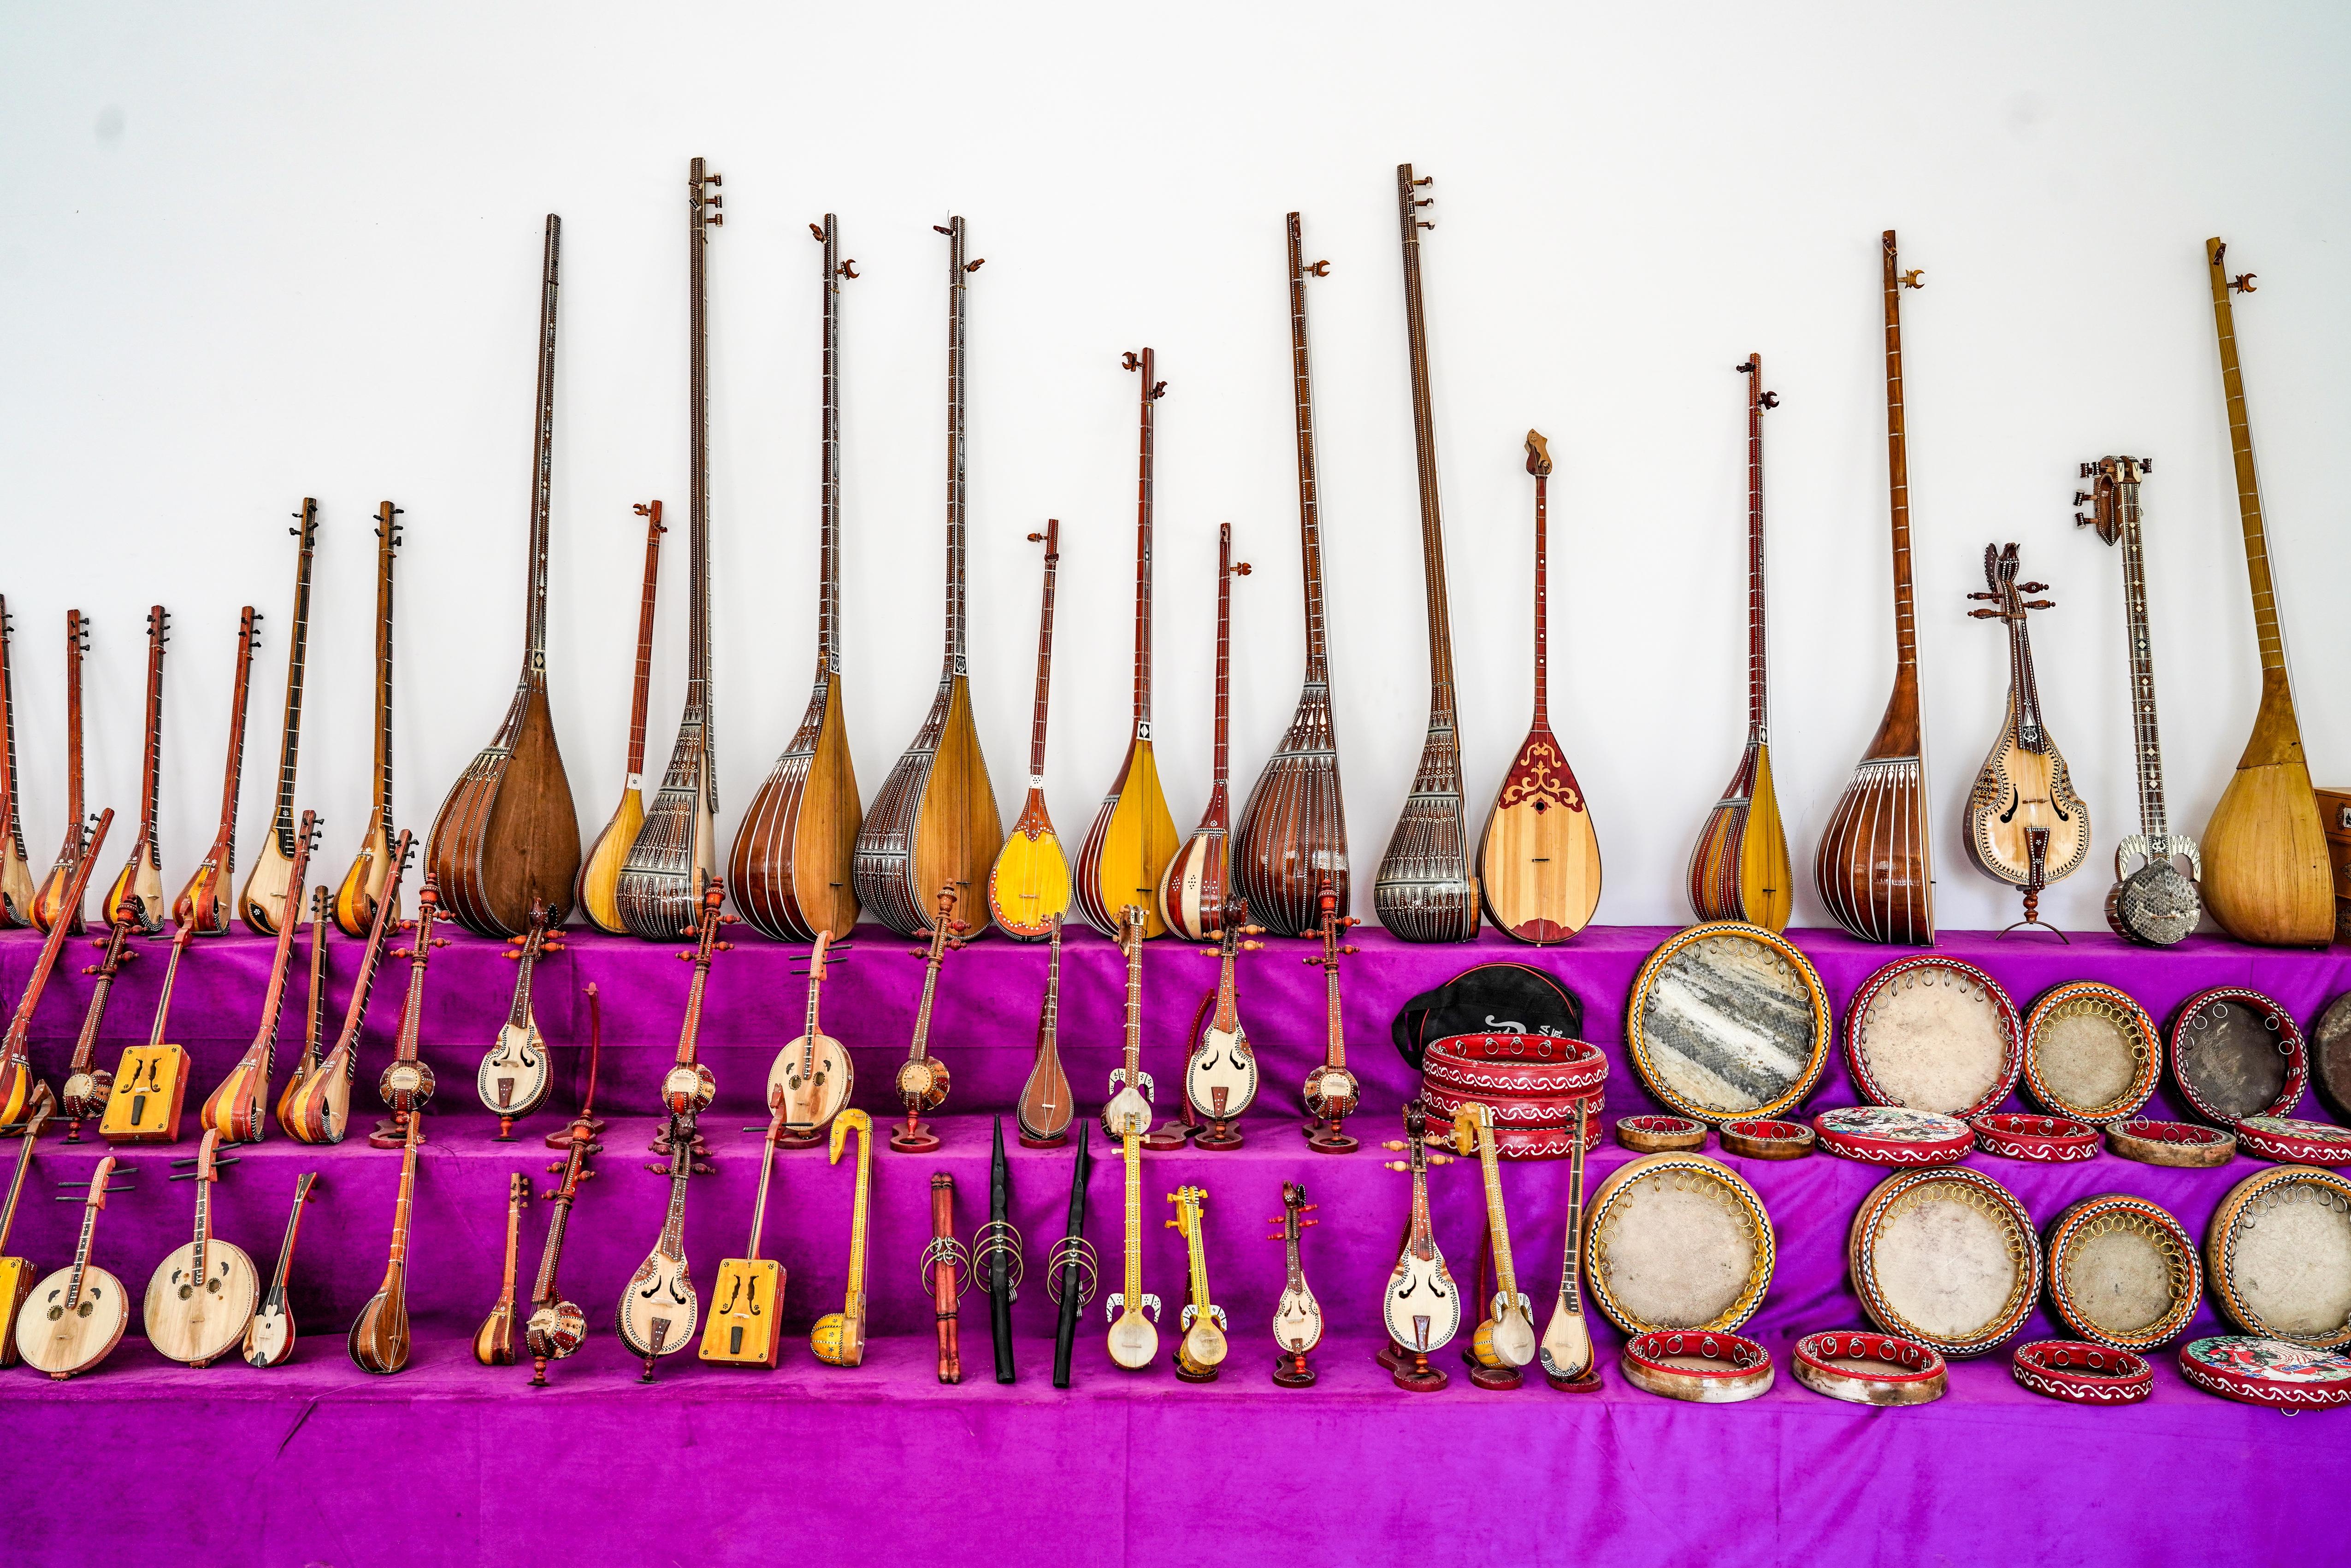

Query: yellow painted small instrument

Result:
[0,1087,56,1366]
[143,1128,258,1367]
[1454,1103,1536,1373]
[701,1097,788,1368]
[987,520,1071,939]
[1167,1185,1227,1380]
[1103,1127,1158,1371]
[99,915,198,1144]
[810,1107,873,1367]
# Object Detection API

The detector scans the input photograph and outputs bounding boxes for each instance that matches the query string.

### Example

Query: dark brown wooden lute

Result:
[237,500,319,936]
[174,607,260,936]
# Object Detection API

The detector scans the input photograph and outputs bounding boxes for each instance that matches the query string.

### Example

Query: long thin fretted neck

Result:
[266,1175,314,1300]
[625,504,665,784]
[1320,935,1346,1073]
[1474,1124,1517,1299]
[135,610,167,855]
[267,503,318,853]
[380,1114,420,1293]
[64,1172,111,1310]
[2002,561,2050,753]
[842,1128,871,1309]
[143,920,198,1051]
[2206,237,2302,763]
[1039,920,1062,1051]
[520,215,561,689]
[1120,1130,1142,1309]
[656,1114,694,1262]
[1559,1107,1587,1311]
[940,217,976,682]
[504,922,545,1034]
[186,1139,219,1289]
[674,949,717,1071]
[907,943,946,1066]
[245,826,314,1059]
[1126,347,1163,737]
[1396,165,1459,737]
[368,506,400,822]
[1181,1195,1212,1320]
[0,1120,40,1253]
[387,893,443,1069]
[1530,467,1549,732]
[1282,1202,1305,1295]
[1209,523,1238,801]
[1743,356,1771,746]
[1405,1122,1437,1261]
[0,599,22,854]
[1120,928,1143,1080]
[1873,230,1921,753]
[328,832,410,1056]
[496,1183,523,1304]
[530,1178,573,1309]
[208,612,258,858]
[2113,473,2168,841]
[1026,520,1061,782]
[1286,212,1331,683]
[62,613,85,831]
[684,161,717,741]
[744,1114,780,1264]
[301,889,331,1067]
[816,214,847,685]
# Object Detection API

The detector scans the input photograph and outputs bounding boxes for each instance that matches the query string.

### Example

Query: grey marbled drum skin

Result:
[1635,931,1822,1117]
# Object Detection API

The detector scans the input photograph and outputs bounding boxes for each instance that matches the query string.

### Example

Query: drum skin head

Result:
[1627,923,1829,1123]
[2207,1166,2351,1351]
[1849,1167,2041,1358]
[1845,956,2020,1117]
[1584,1153,1773,1336]
[2022,982,2160,1126]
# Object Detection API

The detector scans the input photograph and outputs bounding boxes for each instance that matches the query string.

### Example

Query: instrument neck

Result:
[139,626,165,839]
[1131,348,1158,732]
[525,216,561,675]
[1881,233,1919,682]
[248,858,310,1056]
[2208,241,2286,677]
[745,1126,780,1263]
[1212,937,1240,1035]
[392,925,433,1064]
[1397,166,1459,732]
[271,512,317,842]
[532,1152,584,1306]
[1283,1213,1304,1292]
[801,965,825,1043]
[1121,1132,1142,1307]
[2006,591,2048,752]
[1745,368,1769,744]
[658,1123,694,1259]
[1121,942,1142,1077]
[268,1182,309,1296]
[2115,485,2168,840]
[505,937,541,1033]
[190,1166,214,1279]
[65,1198,100,1308]
[1530,473,1549,730]
[0,1125,37,1254]
[63,616,83,823]
[384,1124,419,1285]
[907,949,944,1064]
[818,215,845,681]
[1211,528,1233,788]
[1039,932,1061,1047]
[6,822,102,1057]
[302,900,330,1061]
[144,923,196,1050]
[67,939,127,1074]
[1287,213,1330,681]
[331,854,406,1058]
[943,217,972,678]
[1028,541,1059,777]
[1323,956,1345,1071]
[1406,1143,1435,1259]
[212,625,256,850]
[498,1195,521,1301]
[674,952,714,1068]
[1477,1131,1517,1297]
[1185,1208,1211,1318]
[843,1132,871,1307]
[371,523,396,815]
[626,513,663,779]
[0,603,18,843]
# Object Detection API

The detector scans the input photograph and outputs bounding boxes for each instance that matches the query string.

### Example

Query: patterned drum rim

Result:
[1418,1079,1602,1132]
[1584,1152,1774,1335]
[1422,1033,1611,1097]
[2167,986,2308,1126]
[2178,1336,2351,1409]
[1614,1114,1707,1154]
[1813,1105,1976,1166]
[1719,1119,1815,1161]
[2314,992,2351,1123]
[1843,955,2023,1118]
[2010,1340,2153,1404]
[2233,1115,2351,1167]
[1848,1165,2042,1358]
[2206,1165,2351,1351]
[1619,1330,1774,1403]
[1971,1112,2101,1163]
[2044,1194,2201,1351]
[1791,1331,1948,1406]
[2020,980,2161,1126]
[1625,922,1831,1125]
[2104,1118,2236,1168]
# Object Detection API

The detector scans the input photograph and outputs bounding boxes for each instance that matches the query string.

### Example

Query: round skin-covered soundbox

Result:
[1813,1105,1975,1167]
[2206,1166,2351,1351]
[1419,1033,1607,1160]
[2020,981,2160,1126]
[2010,1340,2152,1405]
[2177,1336,2351,1409]
[2043,1194,2200,1352]
[1615,1114,1707,1154]
[1391,964,1582,1072]
[1844,955,2021,1118]
[2313,992,2351,1123]
[1791,1331,1947,1406]
[1849,1165,2041,1358]
[1619,1330,1773,1403]
[1625,923,1829,1124]
[2233,1115,2351,1167]
[2168,987,2308,1126]
[1584,1153,1773,1336]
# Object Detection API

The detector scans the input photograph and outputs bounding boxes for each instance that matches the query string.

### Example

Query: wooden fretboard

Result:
[1395,165,1459,738]
[2206,239,2288,679]
[266,503,318,855]
[1743,359,1770,747]
[1880,232,1919,688]
[1286,213,1331,683]
[523,216,560,674]
[2114,476,2169,841]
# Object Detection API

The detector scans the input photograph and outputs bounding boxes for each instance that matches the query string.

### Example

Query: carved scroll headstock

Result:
[633,499,667,538]
[1524,430,1552,478]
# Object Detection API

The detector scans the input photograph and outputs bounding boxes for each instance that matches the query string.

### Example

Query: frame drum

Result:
[1584,1153,1773,1336]
[2312,992,2351,1123]
[2206,1166,2351,1351]
[1626,923,1829,1124]
[2044,1194,2200,1352]
[1844,956,2021,1117]
[2020,982,2160,1125]
[1849,1166,2041,1358]
[2169,988,2308,1126]
[2178,1336,2351,1409]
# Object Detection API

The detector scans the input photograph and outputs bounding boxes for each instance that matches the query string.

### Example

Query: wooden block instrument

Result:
[99,909,198,1144]
[1815,231,1936,946]
[1233,212,1351,938]
[1103,1123,1159,1372]
[333,502,404,937]
[1185,896,1262,1148]
[17,1152,135,1379]
[578,500,666,935]
[1100,906,1161,1149]
[273,886,331,1135]
[426,214,582,938]
[59,911,136,1142]
[2195,240,2335,946]
[29,610,90,936]
[237,500,319,936]
[348,1106,421,1375]
[1167,1185,1227,1382]
[0,598,36,929]
[972,1116,1024,1384]
[4,809,111,1132]
[921,1170,968,1384]
[0,1087,56,1365]
[1964,542,2090,935]
[852,216,1001,937]
[771,929,851,1146]
[621,1106,709,1382]
[242,1170,319,1368]
[476,901,559,1138]
[282,831,413,1145]
[1455,1103,1536,1385]
[1160,522,1251,940]
[986,519,1070,941]
[1687,359,1794,931]
[1374,165,1480,943]
[891,886,964,1153]
[1381,1098,1459,1391]
[1014,914,1074,1147]
[1269,1180,1322,1387]
[174,605,259,936]
[1300,879,1361,1154]
[100,605,169,936]
[369,875,450,1149]
[732,212,865,943]
[699,1095,787,1368]
[809,1106,873,1368]
[1048,1123,1097,1389]
[1537,1099,1598,1390]
[146,1128,259,1366]
[526,983,603,1385]
[1074,347,1180,941]
[198,811,318,1145]
[473,1172,528,1367]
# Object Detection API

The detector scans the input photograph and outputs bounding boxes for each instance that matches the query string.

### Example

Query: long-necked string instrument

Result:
[1300,877,1361,1153]
[621,1106,711,1383]
[700,1092,787,1368]
[2196,240,2333,946]
[1815,231,1935,945]
[0,599,35,928]
[272,886,331,1135]
[334,503,403,937]
[1375,165,1479,943]
[58,861,134,1143]
[473,1172,528,1366]
[477,902,559,1138]
[100,606,169,935]
[1688,358,1793,930]
[369,876,449,1149]
[891,886,966,1153]
[773,930,852,1147]
[242,1170,319,1368]
[1234,211,1349,937]
[29,611,91,935]
[8,812,110,1133]
[734,214,865,943]
[174,606,260,935]
[100,870,200,1144]
[1047,1123,1096,1389]
[986,520,1069,940]
[1014,914,1073,1147]
[1185,895,1263,1149]
[972,1115,1023,1383]
[19,1151,135,1379]
[348,1106,420,1375]
[1168,1185,1228,1382]
[239,500,319,935]
[1381,1097,1458,1391]
[198,810,319,1144]
[1455,1103,1536,1388]
[1536,1098,1598,1391]
[526,982,603,1385]
[1269,1180,1322,1387]
[1964,542,2088,935]
[854,217,1000,936]
[1099,905,1166,1151]
[427,214,581,937]
[1161,523,1251,940]
[578,500,666,935]
[656,879,729,1141]
[0,1088,55,1364]
[282,831,413,1145]
[2075,457,2202,945]
[921,1170,968,1384]
[1075,348,1180,940]
[810,1106,874,1368]
[1104,1112,1159,1372]
[148,1128,259,1367]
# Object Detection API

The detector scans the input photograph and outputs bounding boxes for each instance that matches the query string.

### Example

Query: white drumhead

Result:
[2035,1003,2138,1112]
[2062,1221,2175,1337]
[2228,1184,2351,1340]
[1873,1187,2020,1342]
[1856,967,2007,1114]
[1599,1175,1756,1328]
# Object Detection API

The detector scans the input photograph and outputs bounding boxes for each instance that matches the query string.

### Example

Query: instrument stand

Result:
[1141,1117,1190,1152]
[543,1115,607,1152]
[1273,1350,1317,1388]
[1394,1349,1447,1393]
[1304,1114,1357,1155]
[1174,1359,1219,1385]
[772,1124,824,1151]
[1194,1115,1244,1151]
[1998,825,2070,943]
[890,1102,941,1154]
[1545,1365,1603,1393]
[366,1108,424,1151]
[649,1123,712,1163]
[1376,1338,1406,1373]
[1016,1128,1068,1149]
[529,1355,552,1388]
[495,1115,521,1142]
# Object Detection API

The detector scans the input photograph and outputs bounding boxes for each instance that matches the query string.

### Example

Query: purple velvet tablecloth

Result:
[1,920,2346,1568]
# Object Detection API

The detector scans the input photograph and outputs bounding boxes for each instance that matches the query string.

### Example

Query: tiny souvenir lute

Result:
[242,1171,319,1368]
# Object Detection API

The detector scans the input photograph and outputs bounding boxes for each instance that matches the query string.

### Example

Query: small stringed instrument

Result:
[272,886,331,1133]
[1963,543,2090,911]
[1381,1098,1459,1389]
[1234,211,1350,938]
[477,901,560,1138]
[1185,896,1262,1146]
[1299,878,1360,1153]
[771,930,852,1144]
[2076,456,2202,945]
[282,832,413,1145]
[145,1128,259,1366]
[0,1089,55,1364]
[891,886,965,1153]
[1103,1125,1159,1371]
[1049,1124,1097,1389]
[732,214,865,943]
[809,1106,874,1368]
[526,987,602,1385]
[238,500,320,935]
[925,1171,966,1384]
[1100,906,1156,1143]
[334,502,404,937]
[986,519,1069,940]
[242,1171,319,1368]
[700,1096,787,1368]
[1455,1103,1536,1377]
[369,876,449,1149]
[0,599,35,928]
[1014,914,1074,1147]
[1688,358,1793,930]
[6,810,112,1132]
[659,878,729,1121]
[1536,1100,1596,1389]
[175,606,259,935]
[100,605,169,936]
[2197,240,2334,947]
[1075,347,1181,941]
[17,1151,133,1379]
[198,810,319,1144]
[473,1172,528,1366]
[29,611,91,935]
[1816,231,1935,946]
[348,1107,420,1375]
[620,1106,708,1380]
[99,911,198,1144]
[1166,1185,1228,1381]
[1162,525,1250,940]
[427,214,581,938]
[59,913,135,1143]
[1268,1180,1322,1387]
[578,500,666,935]
[853,217,1001,936]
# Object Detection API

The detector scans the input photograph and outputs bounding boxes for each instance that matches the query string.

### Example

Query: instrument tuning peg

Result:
[1307,259,1330,277]
[2023,599,2055,610]
[1234,561,1252,576]
[964,258,984,273]
[933,224,952,236]
[1428,1153,1456,1167]
[1382,1160,1408,1172]
[2232,273,2256,294]
[1241,941,1264,952]
[1340,944,1360,956]
[1902,268,1926,289]
[2073,513,2091,529]
[2079,461,2097,479]
[2073,491,2093,507]
[2020,581,2049,593]
[809,223,825,241]
[1966,591,2000,601]
[839,259,858,278]
[2139,456,2154,472]
[1761,391,1780,408]
[1967,607,2002,619]
[1122,351,1141,371]
[1380,1139,1406,1152]
[705,172,722,187]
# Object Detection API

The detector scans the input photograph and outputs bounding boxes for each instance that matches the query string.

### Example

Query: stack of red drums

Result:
[1417,1032,1607,1158]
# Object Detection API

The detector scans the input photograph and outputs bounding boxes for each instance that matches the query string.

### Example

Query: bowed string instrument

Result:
[809,1108,874,1368]
[477,901,559,1138]
[526,982,603,1385]
[1963,542,2089,935]
[197,810,320,1144]
[335,503,403,937]
[578,500,667,935]
[369,875,450,1149]
[29,611,91,936]
[239,500,320,935]
[700,1087,788,1369]
[59,908,136,1142]
[99,856,200,1144]
[1184,894,1262,1149]
[1269,1180,1322,1388]
[100,606,169,936]
[891,885,966,1154]
[0,598,33,928]
[986,519,1070,941]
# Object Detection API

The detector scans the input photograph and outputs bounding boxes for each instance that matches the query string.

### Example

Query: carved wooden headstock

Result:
[914,885,968,963]
[1451,1100,1498,1155]
[1967,542,2052,623]
[291,498,319,551]
[503,899,561,966]
[679,878,734,961]
[1028,518,1060,560]
[392,877,453,961]
[1267,1181,1319,1243]
[633,499,667,538]
[1525,430,1553,478]
[1117,903,1147,962]
[2073,456,2150,547]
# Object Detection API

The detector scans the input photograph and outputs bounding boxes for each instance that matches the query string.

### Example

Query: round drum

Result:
[1619,1330,1773,1403]
[2169,987,2308,1126]
[2314,992,2351,1123]
[1719,1119,1814,1161]
[2233,1116,2351,1167]
[1844,956,2022,1117]
[2044,1194,2201,1351]
[1791,1331,1947,1406]
[1584,1153,1774,1336]
[2207,1166,2351,1350]
[2104,1118,2236,1168]
[1614,1114,1706,1154]
[1421,1033,1609,1096]
[2178,1336,2351,1409]
[1849,1166,2041,1358]
[1626,923,1830,1124]
[1971,1113,2099,1163]
[2020,982,2160,1125]
[2010,1341,2153,1405]
[1813,1105,1975,1167]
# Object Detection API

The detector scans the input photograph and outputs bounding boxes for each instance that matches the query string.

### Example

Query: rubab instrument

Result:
[1687,358,1793,930]
[1381,1097,1459,1391]
[1455,1102,1536,1387]
[1299,878,1361,1153]
[0,1088,55,1364]
[973,1117,1022,1384]
[1815,231,1935,945]
[1375,165,1480,942]
[1161,523,1251,940]
[281,831,413,1145]
[1963,542,2089,933]
[242,1170,319,1368]
[1480,431,1601,944]
[921,1170,968,1384]
[272,887,331,1134]
[100,606,169,936]
[526,982,603,1385]
[197,810,319,1144]
[238,499,320,935]
[620,1106,711,1382]
[1167,1185,1228,1382]
[334,503,403,937]
[733,213,865,943]
[809,1107,874,1368]
[854,217,1001,936]
[771,930,852,1146]
[1184,895,1262,1149]
[577,500,666,935]
[618,158,725,942]
[1103,1119,1160,1371]
[348,1105,421,1375]
[2075,457,2202,945]
[29,611,91,935]
[1014,914,1074,1147]
[174,606,259,935]
[2196,240,2334,946]
[1234,211,1350,938]
[146,1128,260,1367]
[16,1151,135,1379]
[657,879,730,1126]
[986,520,1069,940]
[1268,1180,1322,1387]
[98,897,198,1144]
[473,1172,528,1366]
[6,810,111,1132]
[1074,347,1180,940]
[0,599,36,927]
[1537,1100,1598,1390]
[890,886,966,1153]
[700,1093,787,1368]
[477,902,559,1138]
[1099,906,1160,1146]
[59,911,135,1142]
[1048,1124,1097,1389]
[368,876,449,1149]
[427,214,581,938]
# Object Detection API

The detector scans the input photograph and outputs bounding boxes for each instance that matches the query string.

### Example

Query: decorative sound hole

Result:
[1532,799,1548,814]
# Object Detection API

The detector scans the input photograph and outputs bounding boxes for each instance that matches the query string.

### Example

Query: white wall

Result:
[1,0,2345,935]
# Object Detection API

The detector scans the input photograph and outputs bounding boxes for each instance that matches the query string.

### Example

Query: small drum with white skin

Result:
[2020,982,2160,1125]
[2044,1194,2201,1352]
[1844,956,2021,1117]
[2206,1166,2351,1351]
[1626,924,1830,1124]
[1813,1105,1975,1167]
[2169,988,2308,1126]
[1849,1166,2041,1358]
[1792,1331,1947,1406]
[1584,1153,1773,1336]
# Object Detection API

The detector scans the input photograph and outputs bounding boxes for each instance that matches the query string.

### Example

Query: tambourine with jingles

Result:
[1624,923,1829,1125]
[2044,1194,2200,1352]
[2206,1165,2351,1351]
[1813,1105,1975,1167]
[2010,1340,2152,1405]
[2177,1336,2351,1409]
[1843,955,2021,1118]
[2168,987,2308,1126]
[1849,1165,2041,1358]
[1619,1330,1773,1403]
[2019,981,2160,1126]
[1791,1331,1947,1406]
